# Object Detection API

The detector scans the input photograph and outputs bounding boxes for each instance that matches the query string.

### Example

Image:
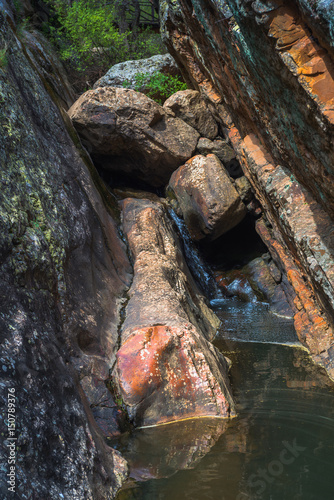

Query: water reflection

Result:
[116,418,229,484]
[219,341,334,500]
[116,307,334,500]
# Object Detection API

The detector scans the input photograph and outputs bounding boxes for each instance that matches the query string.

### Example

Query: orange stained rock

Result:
[256,219,334,355]
[117,326,167,403]
[200,83,221,103]
[268,8,304,48]
[267,5,334,123]
[116,325,233,420]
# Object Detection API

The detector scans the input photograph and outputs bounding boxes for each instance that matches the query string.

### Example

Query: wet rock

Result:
[215,269,258,302]
[93,53,180,94]
[114,198,236,427]
[68,87,200,187]
[164,90,218,139]
[0,12,130,498]
[256,218,334,373]
[270,285,295,319]
[168,154,247,241]
[246,257,277,302]
[246,256,295,317]
[121,418,228,481]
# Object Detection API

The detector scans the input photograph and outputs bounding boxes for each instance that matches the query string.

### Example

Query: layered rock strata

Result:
[161,0,334,378]
[68,87,200,187]
[114,198,236,427]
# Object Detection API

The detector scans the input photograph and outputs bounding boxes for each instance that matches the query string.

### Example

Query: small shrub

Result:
[127,71,187,104]
[46,1,126,68]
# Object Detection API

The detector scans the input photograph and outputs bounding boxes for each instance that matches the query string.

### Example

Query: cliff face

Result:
[0,10,131,499]
[161,0,334,376]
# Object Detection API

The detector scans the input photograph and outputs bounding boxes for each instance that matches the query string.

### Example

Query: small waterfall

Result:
[168,208,222,301]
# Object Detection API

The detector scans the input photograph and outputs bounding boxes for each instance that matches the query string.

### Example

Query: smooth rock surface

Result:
[68,87,200,186]
[168,154,247,241]
[164,89,218,139]
[114,198,236,427]
[23,29,75,109]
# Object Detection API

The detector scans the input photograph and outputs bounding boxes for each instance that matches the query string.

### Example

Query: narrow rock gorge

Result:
[1,1,334,499]
[161,0,334,378]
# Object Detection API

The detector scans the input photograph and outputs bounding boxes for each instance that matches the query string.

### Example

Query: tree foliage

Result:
[44,0,165,91]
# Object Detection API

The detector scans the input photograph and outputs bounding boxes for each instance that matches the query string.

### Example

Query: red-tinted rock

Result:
[116,325,234,426]
[68,87,200,187]
[169,154,247,241]
[115,197,236,427]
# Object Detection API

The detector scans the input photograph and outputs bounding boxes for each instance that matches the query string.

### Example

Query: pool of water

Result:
[211,298,298,344]
[115,300,334,500]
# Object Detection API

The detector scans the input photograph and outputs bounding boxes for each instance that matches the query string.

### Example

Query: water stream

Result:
[168,208,222,300]
[114,295,334,500]
[114,214,334,500]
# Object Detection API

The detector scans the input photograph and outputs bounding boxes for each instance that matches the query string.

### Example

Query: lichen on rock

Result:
[0,10,131,499]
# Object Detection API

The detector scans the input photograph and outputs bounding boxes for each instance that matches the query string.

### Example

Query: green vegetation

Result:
[43,0,166,91]
[123,71,187,103]
[0,45,8,68]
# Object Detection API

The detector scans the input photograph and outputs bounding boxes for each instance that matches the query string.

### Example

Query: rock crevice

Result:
[161,0,334,379]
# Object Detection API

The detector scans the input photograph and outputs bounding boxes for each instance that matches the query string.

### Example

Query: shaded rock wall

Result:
[161,0,334,377]
[0,10,131,499]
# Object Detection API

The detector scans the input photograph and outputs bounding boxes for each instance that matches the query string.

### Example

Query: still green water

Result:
[115,302,334,500]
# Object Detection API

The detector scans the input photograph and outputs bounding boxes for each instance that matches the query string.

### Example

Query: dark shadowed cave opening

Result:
[199,214,268,272]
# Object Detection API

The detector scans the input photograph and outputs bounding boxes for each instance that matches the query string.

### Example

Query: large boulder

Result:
[168,154,247,241]
[93,53,181,94]
[164,89,218,139]
[68,87,200,187]
[114,198,236,427]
